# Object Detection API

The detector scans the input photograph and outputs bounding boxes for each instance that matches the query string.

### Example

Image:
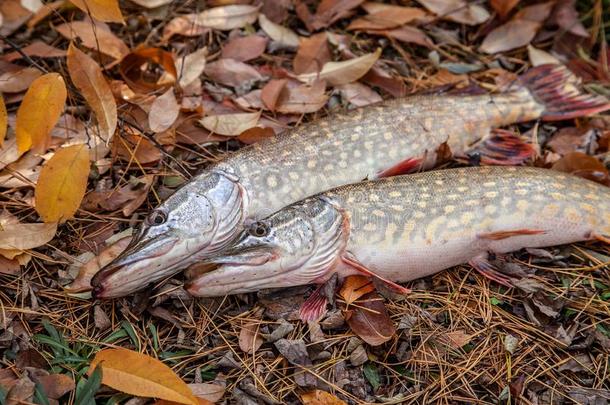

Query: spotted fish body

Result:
[92,65,610,298]
[187,167,610,297]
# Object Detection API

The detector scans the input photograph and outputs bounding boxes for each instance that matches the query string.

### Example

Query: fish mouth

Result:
[91,234,179,298]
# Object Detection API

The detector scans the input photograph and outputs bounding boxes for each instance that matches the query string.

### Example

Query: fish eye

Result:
[148,210,167,226]
[249,221,269,237]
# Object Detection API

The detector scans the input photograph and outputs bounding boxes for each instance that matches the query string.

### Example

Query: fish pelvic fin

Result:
[517,64,610,121]
[469,129,536,166]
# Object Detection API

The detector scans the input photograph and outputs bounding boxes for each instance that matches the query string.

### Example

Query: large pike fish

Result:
[92,65,610,298]
[186,166,610,319]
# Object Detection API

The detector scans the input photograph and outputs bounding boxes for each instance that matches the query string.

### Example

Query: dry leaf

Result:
[149,89,180,132]
[129,0,173,8]
[275,80,328,114]
[443,330,472,349]
[296,48,381,86]
[261,79,288,111]
[337,82,382,107]
[552,152,609,185]
[2,40,66,61]
[69,0,123,23]
[200,111,261,136]
[55,21,129,61]
[195,4,259,30]
[204,59,263,88]
[296,0,364,31]
[35,374,75,399]
[293,32,331,75]
[238,322,263,354]
[416,0,490,25]
[67,43,117,142]
[177,47,207,88]
[338,276,375,305]
[0,222,57,250]
[16,72,67,154]
[0,67,42,93]
[0,95,6,146]
[35,144,90,223]
[480,19,541,54]
[89,348,199,405]
[258,13,299,48]
[527,45,560,66]
[348,4,426,30]
[119,47,177,92]
[490,0,520,19]
[381,25,434,48]
[301,390,347,405]
[343,292,395,346]
[221,35,268,62]
[238,126,275,144]
[0,138,23,172]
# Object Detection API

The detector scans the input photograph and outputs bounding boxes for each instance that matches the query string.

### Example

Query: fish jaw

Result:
[91,169,247,298]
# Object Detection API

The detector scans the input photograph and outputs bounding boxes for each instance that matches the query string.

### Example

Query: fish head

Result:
[185,196,347,296]
[91,170,246,298]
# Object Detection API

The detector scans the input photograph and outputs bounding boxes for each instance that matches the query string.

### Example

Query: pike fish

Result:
[91,65,610,298]
[186,166,610,319]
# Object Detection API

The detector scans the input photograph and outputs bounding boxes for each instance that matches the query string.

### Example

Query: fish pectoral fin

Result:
[299,284,328,322]
[375,157,422,178]
[467,129,536,166]
[341,254,411,295]
[469,254,514,287]
[478,228,545,240]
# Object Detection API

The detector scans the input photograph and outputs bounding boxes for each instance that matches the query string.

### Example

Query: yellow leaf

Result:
[67,43,117,141]
[0,95,6,146]
[89,348,199,405]
[301,390,347,405]
[16,73,67,154]
[69,0,123,23]
[35,144,90,223]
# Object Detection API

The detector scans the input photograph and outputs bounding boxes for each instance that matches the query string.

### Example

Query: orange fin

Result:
[471,129,536,166]
[478,229,545,240]
[299,285,328,322]
[376,157,422,178]
[341,254,411,295]
[592,233,610,244]
[469,254,514,287]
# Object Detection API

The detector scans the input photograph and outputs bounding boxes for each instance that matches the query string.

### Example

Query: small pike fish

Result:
[91,65,610,298]
[186,167,610,319]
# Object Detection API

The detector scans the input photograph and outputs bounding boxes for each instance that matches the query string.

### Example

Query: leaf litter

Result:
[0,0,610,404]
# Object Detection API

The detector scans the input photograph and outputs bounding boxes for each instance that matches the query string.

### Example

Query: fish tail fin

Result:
[517,64,610,121]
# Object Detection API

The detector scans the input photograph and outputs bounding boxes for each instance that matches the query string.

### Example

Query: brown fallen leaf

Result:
[120,47,177,92]
[238,126,275,144]
[177,47,207,88]
[490,0,520,19]
[551,152,609,185]
[0,255,21,275]
[26,0,64,28]
[275,80,328,114]
[239,322,264,354]
[221,35,268,62]
[162,14,210,42]
[527,45,560,66]
[200,111,261,136]
[416,0,490,25]
[67,43,117,142]
[16,72,67,154]
[82,175,154,215]
[347,3,427,30]
[301,390,347,405]
[258,13,299,48]
[195,4,259,30]
[296,48,381,86]
[112,128,164,164]
[2,40,66,62]
[550,0,588,37]
[149,89,180,132]
[0,222,57,250]
[188,383,225,403]
[261,79,288,111]
[0,66,42,93]
[296,0,364,31]
[480,19,542,54]
[129,0,173,8]
[55,20,129,61]
[204,59,264,88]
[338,275,376,305]
[89,348,199,405]
[293,32,332,75]
[337,82,382,107]
[34,374,75,399]
[35,144,91,223]
[0,95,6,146]
[69,0,124,23]
[343,291,395,346]
[442,329,472,349]
[380,25,434,48]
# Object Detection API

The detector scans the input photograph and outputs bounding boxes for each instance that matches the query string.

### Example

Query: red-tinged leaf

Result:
[239,322,263,354]
[381,25,434,48]
[362,67,407,97]
[0,255,21,275]
[301,390,347,405]
[204,59,263,88]
[490,0,520,19]
[177,47,207,88]
[0,0,31,36]
[0,222,57,250]
[441,330,472,349]
[120,47,177,92]
[67,235,131,293]
[261,79,288,111]
[337,82,382,107]
[0,95,6,146]
[67,43,117,142]
[162,14,210,42]
[347,4,426,30]
[2,40,66,62]
[338,275,375,305]
[343,292,395,346]
[296,48,380,87]
[149,89,180,132]
[16,73,67,154]
[258,13,299,48]
[55,21,129,61]
[550,0,589,37]
[35,374,75,399]
[195,4,259,30]
[69,0,123,23]
[112,129,163,164]
[297,0,364,31]
[0,67,42,93]
[35,144,91,223]
[82,175,154,215]
[275,80,328,114]
[416,0,490,25]
[551,152,609,185]
[221,35,268,62]
[480,19,541,54]
[88,348,199,405]
[293,32,332,75]
[238,126,275,144]
[200,111,261,136]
